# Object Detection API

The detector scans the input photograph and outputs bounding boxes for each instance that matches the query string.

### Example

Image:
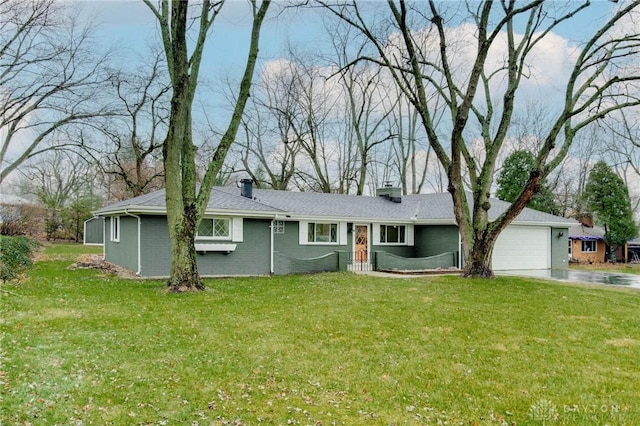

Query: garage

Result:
[492,225,550,270]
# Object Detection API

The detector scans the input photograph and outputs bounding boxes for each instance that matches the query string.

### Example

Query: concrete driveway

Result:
[499,269,640,290]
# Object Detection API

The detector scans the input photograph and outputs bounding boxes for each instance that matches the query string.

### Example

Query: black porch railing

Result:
[348,250,375,272]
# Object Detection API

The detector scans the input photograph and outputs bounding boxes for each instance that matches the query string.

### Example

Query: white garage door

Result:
[492,226,550,270]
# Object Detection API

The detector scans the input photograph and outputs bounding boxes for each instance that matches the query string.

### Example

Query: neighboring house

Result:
[568,224,607,263]
[94,181,575,277]
[568,221,627,263]
[83,217,105,246]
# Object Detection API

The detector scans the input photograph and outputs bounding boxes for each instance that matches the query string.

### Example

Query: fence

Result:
[348,249,375,272]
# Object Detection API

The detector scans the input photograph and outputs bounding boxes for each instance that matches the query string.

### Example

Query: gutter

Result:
[124,209,142,276]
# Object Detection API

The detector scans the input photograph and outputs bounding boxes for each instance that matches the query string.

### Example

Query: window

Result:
[582,240,597,252]
[380,224,406,244]
[198,218,231,239]
[308,222,337,243]
[110,216,120,242]
[273,220,285,234]
[568,239,572,256]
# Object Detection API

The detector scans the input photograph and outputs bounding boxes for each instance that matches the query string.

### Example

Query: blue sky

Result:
[85,1,329,72]
[84,1,619,74]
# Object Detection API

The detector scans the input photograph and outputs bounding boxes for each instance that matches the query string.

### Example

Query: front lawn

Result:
[2,244,639,425]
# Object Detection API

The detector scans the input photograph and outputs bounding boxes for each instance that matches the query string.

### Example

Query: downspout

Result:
[270,218,275,274]
[124,209,142,276]
[458,230,462,270]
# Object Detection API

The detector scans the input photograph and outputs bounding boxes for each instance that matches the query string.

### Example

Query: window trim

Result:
[110,216,120,242]
[298,221,347,245]
[197,217,232,241]
[373,223,414,246]
[307,222,338,244]
[378,224,406,245]
[581,240,597,252]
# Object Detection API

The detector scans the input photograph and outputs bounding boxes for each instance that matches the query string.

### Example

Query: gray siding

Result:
[139,215,271,277]
[551,227,570,270]
[370,243,414,257]
[104,216,139,273]
[274,221,346,259]
[415,225,459,257]
[84,217,104,245]
[139,215,170,277]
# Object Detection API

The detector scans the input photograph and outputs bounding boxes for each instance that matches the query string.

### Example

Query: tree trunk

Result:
[167,203,205,291]
[463,236,496,278]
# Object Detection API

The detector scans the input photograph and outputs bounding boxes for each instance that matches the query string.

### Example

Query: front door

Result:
[354,225,368,263]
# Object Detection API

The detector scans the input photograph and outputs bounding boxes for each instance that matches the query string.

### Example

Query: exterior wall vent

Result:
[240,179,253,199]
[376,185,402,203]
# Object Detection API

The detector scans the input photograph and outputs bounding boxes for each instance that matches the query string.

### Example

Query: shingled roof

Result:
[95,185,576,226]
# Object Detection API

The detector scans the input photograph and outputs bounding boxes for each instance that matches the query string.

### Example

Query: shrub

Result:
[0,236,39,282]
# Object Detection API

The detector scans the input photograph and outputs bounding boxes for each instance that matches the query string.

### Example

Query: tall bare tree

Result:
[235,60,301,190]
[602,111,640,218]
[322,0,640,277]
[0,0,110,183]
[143,0,270,291]
[332,34,396,195]
[86,50,169,202]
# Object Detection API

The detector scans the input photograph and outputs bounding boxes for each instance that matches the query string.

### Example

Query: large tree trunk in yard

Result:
[463,236,497,278]
[165,197,205,291]
[144,0,270,291]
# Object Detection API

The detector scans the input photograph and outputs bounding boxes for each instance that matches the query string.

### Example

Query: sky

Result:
[84,1,330,72]
[83,0,620,72]
[76,0,627,132]
[4,0,636,202]
[77,0,636,210]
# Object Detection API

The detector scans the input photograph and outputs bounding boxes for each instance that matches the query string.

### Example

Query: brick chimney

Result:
[577,213,593,228]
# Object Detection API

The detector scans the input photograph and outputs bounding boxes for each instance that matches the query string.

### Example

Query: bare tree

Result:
[143,0,270,291]
[551,126,604,217]
[18,150,100,240]
[285,51,340,193]
[85,50,169,202]
[234,59,301,190]
[601,111,640,218]
[332,31,397,195]
[0,0,110,183]
[321,0,640,276]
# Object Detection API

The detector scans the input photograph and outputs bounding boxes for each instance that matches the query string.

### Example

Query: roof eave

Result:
[94,205,281,219]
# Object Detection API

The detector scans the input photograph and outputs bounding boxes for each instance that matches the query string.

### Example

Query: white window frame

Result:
[110,216,120,242]
[581,240,597,252]
[299,221,347,245]
[308,222,338,244]
[196,217,243,242]
[372,223,414,246]
[379,224,406,244]
[197,217,231,240]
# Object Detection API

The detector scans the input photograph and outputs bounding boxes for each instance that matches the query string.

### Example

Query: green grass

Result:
[2,244,639,425]
[35,241,103,260]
